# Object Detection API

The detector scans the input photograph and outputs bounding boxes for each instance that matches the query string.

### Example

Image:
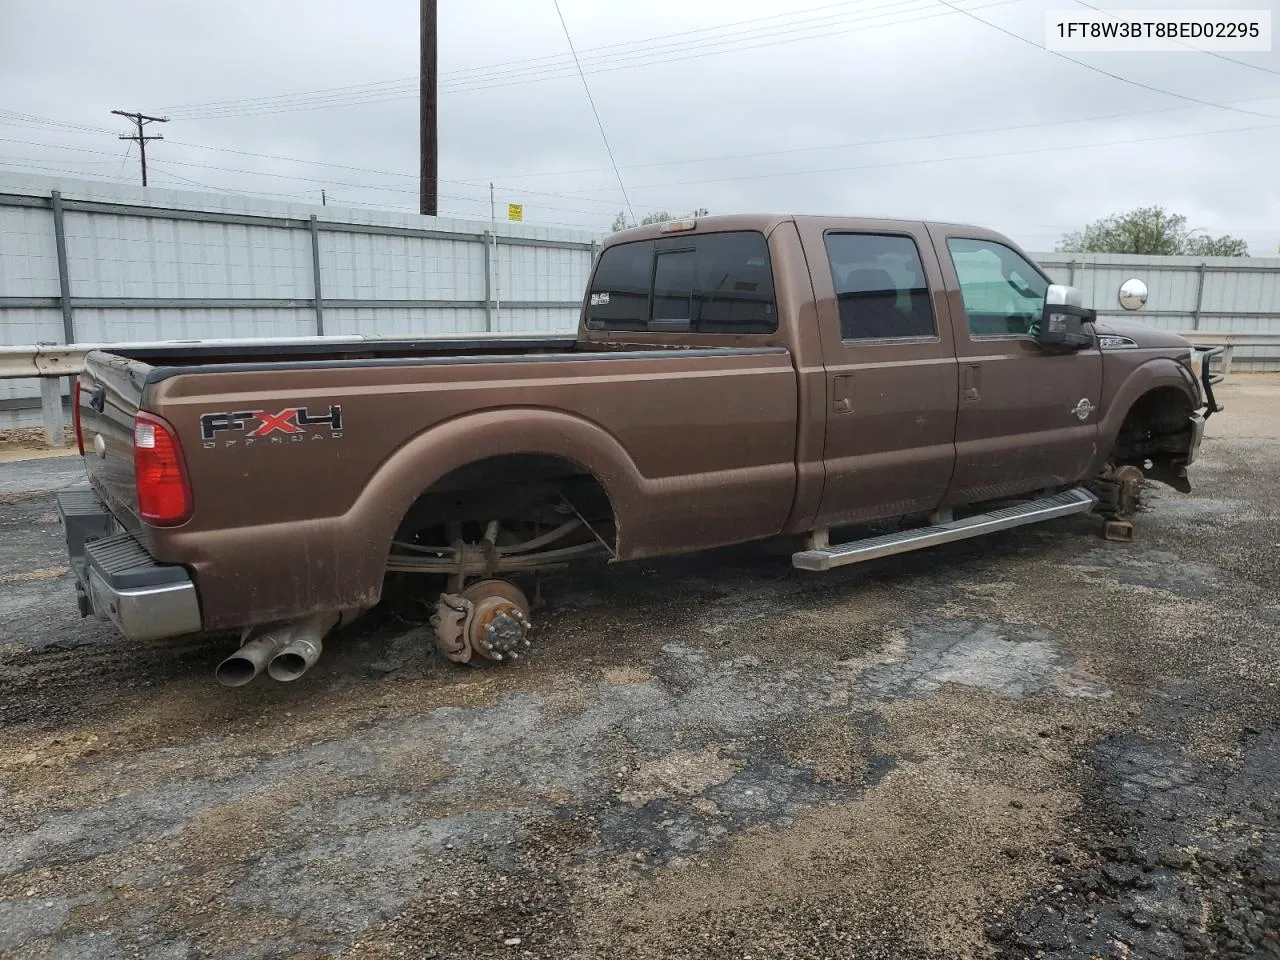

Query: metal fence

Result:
[0,171,598,428]
[1037,252,1280,371]
[3,172,1278,433]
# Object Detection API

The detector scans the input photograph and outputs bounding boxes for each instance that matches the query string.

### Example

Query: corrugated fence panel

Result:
[500,244,594,303]
[1201,269,1280,314]
[324,307,487,338]
[0,171,600,425]
[320,232,486,302]
[63,212,313,301]
[0,306,63,347]
[72,308,317,343]
[0,204,59,298]
[492,307,580,334]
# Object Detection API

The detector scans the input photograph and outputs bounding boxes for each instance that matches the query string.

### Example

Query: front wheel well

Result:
[1110,386,1195,465]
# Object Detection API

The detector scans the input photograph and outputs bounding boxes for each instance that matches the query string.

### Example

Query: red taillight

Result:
[72,379,84,455]
[134,412,192,526]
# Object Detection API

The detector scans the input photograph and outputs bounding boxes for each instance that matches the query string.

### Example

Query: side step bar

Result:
[792,487,1098,572]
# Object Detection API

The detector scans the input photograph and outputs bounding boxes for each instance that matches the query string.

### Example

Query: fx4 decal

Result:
[200,405,343,449]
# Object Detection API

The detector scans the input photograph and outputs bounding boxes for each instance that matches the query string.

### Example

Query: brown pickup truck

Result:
[60,214,1221,685]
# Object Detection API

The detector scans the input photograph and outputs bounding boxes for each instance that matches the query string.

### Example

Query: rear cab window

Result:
[586,231,778,334]
[824,233,936,341]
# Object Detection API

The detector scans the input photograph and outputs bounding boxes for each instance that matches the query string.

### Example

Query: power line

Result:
[115,143,133,181]
[144,162,320,200]
[0,110,115,136]
[156,0,934,113]
[110,109,169,185]
[7,90,1277,215]
[10,85,1278,214]
[1071,0,1280,78]
[160,0,1020,119]
[0,154,604,227]
[552,0,634,224]
[159,137,630,205]
[145,95,1280,198]
[463,95,1279,182]
[0,155,120,167]
[562,118,1280,194]
[933,0,1280,121]
[0,136,634,218]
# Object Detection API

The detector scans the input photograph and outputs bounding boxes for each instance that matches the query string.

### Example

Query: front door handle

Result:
[963,364,980,402]
[832,374,853,414]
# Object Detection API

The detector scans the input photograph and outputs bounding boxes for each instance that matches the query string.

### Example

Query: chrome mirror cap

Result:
[1046,283,1083,309]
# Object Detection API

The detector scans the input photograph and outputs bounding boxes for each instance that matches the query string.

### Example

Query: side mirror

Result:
[1038,284,1095,348]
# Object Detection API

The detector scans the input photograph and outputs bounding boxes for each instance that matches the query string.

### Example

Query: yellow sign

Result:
[507,203,523,222]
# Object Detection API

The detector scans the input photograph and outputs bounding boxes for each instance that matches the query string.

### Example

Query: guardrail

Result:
[0,333,564,446]
[1179,331,1280,377]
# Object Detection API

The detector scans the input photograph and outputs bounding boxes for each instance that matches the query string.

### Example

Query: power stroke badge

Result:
[200,405,343,449]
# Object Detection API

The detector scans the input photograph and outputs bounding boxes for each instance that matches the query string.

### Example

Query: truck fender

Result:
[1089,357,1199,474]
[355,406,645,561]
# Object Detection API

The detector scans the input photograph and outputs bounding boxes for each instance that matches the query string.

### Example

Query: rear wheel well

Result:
[392,453,616,558]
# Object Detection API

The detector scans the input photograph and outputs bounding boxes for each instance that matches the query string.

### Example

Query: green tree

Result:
[611,208,709,232]
[1057,206,1249,257]
[1184,233,1251,257]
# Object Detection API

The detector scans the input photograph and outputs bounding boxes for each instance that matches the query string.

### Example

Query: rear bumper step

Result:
[792,487,1098,572]
[57,491,202,641]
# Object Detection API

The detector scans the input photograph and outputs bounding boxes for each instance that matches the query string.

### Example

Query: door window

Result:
[586,231,777,333]
[946,238,1048,338]
[824,233,935,340]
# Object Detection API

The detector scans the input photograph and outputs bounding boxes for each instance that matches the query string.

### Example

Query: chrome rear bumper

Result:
[57,490,202,641]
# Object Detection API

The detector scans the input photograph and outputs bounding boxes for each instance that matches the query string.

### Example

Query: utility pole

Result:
[111,110,168,186]
[420,0,438,216]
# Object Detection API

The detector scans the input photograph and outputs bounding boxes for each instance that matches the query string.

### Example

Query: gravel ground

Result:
[0,377,1276,960]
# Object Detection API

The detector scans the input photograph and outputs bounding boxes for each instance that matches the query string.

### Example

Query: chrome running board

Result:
[792,487,1098,572]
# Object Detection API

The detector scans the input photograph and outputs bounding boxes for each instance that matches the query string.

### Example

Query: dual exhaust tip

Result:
[216,612,337,687]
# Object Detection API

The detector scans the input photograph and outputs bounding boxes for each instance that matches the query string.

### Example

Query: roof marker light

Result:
[659,219,697,233]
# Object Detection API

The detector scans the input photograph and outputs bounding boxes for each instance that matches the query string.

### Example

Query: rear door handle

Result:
[832,374,853,414]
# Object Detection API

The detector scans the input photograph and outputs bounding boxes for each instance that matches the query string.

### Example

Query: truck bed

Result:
[74,335,800,628]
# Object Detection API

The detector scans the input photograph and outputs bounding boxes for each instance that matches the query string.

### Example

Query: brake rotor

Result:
[458,579,532,663]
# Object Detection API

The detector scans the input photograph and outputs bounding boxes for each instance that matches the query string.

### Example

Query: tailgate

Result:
[76,350,152,530]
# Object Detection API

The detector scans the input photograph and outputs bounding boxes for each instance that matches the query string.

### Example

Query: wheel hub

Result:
[430,579,531,664]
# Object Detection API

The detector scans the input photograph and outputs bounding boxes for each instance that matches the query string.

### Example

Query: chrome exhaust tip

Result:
[215,633,289,687]
[216,612,340,687]
[267,637,324,683]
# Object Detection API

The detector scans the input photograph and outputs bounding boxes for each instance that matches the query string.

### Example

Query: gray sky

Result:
[1,0,1277,253]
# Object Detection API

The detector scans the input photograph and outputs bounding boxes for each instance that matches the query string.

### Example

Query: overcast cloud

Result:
[0,0,1277,253]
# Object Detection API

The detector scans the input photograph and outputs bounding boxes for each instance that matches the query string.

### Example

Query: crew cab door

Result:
[796,220,960,529]
[927,226,1102,504]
